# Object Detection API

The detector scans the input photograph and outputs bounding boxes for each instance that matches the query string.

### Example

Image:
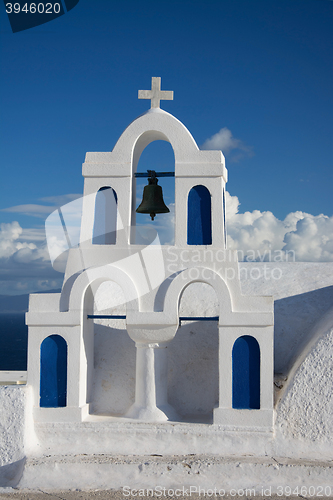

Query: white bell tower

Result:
[26,77,274,433]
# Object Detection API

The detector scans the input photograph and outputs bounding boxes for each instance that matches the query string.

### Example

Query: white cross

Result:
[138,77,173,108]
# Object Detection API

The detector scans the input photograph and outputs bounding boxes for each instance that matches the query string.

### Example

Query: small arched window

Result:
[232,335,260,409]
[187,185,212,245]
[93,187,117,244]
[40,335,67,408]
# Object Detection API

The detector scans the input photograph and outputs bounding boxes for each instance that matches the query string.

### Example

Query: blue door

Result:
[40,335,67,407]
[187,185,212,245]
[232,335,260,409]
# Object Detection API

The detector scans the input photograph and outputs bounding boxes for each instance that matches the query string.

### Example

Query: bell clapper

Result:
[148,171,157,221]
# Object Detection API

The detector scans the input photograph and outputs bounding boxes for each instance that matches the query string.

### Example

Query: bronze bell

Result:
[136,170,170,221]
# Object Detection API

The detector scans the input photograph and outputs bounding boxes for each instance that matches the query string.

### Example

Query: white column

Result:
[125,342,179,422]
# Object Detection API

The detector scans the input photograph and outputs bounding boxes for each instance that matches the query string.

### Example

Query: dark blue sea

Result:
[0,313,27,370]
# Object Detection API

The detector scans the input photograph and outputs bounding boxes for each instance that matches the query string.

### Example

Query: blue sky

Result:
[0,0,332,294]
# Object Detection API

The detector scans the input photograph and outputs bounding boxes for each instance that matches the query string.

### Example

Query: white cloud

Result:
[225,192,333,262]
[0,193,82,218]
[136,203,175,245]
[1,204,55,218]
[283,215,333,262]
[201,127,253,162]
[0,221,61,294]
[39,194,81,206]
[0,194,81,294]
[152,202,175,245]
[0,278,63,296]
[19,227,46,242]
[0,190,332,296]
[0,221,49,263]
[0,221,33,259]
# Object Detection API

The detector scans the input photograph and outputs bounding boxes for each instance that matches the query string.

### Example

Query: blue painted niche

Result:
[187,185,212,245]
[93,186,118,244]
[232,335,260,409]
[40,334,67,408]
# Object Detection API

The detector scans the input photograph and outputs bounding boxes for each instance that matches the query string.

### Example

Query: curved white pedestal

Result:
[125,341,179,422]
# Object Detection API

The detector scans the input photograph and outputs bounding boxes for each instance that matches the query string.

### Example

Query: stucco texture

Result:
[0,386,25,467]
[275,323,333,458]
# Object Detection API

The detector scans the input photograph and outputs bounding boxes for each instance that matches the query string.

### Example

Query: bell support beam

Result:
[134,171,175,178]
[87,314,219,327]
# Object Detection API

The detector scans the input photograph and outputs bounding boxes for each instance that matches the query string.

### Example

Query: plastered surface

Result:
[18,454,333,492]
[89,263,333,418]
[0,386,25,467]
[275,323,333,459]
[1,263,333,489]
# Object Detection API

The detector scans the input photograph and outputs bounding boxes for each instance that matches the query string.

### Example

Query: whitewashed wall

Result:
[0,385,26,487]
[275,307,333,460]
[91,263,333,419]
[1,262,333,488]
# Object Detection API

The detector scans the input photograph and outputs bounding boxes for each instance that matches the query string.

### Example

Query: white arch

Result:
[114,110,197,168]
[163,267,232,321]
[108,109,223,173]
[40,332,68,347]
[60,265,139,314]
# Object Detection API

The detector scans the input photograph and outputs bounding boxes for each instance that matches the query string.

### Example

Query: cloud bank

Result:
[0,191,332,295]
[226,192,333,262]
[0,222,63,295]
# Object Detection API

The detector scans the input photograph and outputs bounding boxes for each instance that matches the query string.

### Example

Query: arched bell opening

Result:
[232,335,260,409]
[187,185,212,245]
[168,281,219,423]
[40,334,67,408]
[86,280,135,416]
[93,186,118,245]
[132,140,175,245]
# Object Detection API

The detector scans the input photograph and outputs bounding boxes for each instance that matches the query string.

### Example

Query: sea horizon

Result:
[0,312,28,370]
